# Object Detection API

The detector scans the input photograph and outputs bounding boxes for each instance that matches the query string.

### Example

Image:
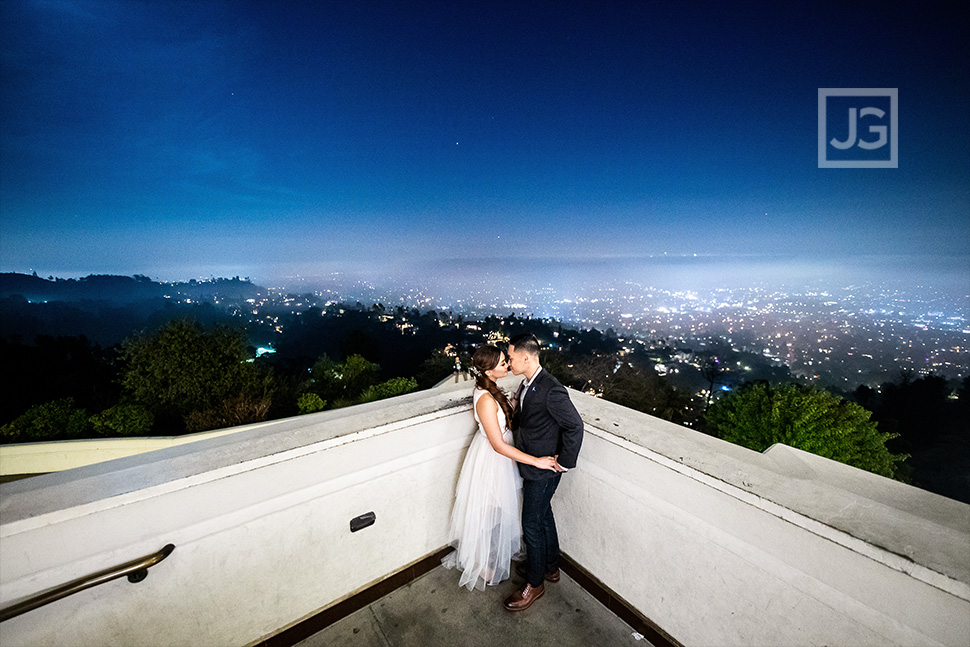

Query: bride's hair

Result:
[471,345,514,427]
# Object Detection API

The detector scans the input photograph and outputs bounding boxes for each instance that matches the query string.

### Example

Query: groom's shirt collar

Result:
[525,366,542,387]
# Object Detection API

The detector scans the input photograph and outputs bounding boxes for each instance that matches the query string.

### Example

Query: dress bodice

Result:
[473,388,509,438]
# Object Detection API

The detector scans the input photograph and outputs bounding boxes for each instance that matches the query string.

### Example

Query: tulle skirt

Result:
[442,428,524,591]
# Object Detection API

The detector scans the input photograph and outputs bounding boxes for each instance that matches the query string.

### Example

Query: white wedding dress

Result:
[442,388,524,590]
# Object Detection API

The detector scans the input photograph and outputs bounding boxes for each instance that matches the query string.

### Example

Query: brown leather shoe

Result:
[515,562,561,583]
[503,582,545,611]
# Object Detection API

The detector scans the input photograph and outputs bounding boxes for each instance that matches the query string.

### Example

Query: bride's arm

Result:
[476,394,559,471]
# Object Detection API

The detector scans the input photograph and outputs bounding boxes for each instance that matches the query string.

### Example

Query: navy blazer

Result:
[514,369,584,480]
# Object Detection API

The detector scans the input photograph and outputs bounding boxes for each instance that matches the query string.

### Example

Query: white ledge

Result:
[573,393,970,599]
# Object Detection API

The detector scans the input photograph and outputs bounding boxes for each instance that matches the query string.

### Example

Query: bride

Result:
[442,344,560,591]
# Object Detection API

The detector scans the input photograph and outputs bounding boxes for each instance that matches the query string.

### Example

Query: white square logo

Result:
[818,88,898,168]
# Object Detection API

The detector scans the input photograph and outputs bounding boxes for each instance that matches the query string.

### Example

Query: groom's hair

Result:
[509,333,540,357]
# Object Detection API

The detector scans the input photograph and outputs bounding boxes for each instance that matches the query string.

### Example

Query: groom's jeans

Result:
[521,472,563,587]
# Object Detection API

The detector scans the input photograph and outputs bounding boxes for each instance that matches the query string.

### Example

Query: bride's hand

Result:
[535,456,561,472]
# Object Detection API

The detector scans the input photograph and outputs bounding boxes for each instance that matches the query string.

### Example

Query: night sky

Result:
[1,1,968,290]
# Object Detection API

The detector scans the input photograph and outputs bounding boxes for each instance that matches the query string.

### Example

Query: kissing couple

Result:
[442,333,584,611]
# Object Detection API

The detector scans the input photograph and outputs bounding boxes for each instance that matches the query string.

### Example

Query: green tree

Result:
[358,377,418,403]
[120,319,277,432]
[297,393,327,414]
[538,351,578,390]
[341,354,381,397]
[183,368,277,431]
[707,382,906,479]
[415,350,458,389]
[89,403,155,437]
[1,398,90,443]
[308,353,380,406]
[603,364,697,426]
[309,354,343,402]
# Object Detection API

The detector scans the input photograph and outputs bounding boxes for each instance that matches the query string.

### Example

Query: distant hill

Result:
[0,273,263,303]
[0,273,267,346]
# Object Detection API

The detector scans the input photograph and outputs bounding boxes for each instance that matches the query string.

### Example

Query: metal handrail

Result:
[0,543,175,622]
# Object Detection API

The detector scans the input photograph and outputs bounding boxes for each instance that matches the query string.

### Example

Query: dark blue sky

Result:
[1,1,968,287]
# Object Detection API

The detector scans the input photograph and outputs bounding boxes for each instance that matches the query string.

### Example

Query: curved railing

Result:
[0,544,175,622]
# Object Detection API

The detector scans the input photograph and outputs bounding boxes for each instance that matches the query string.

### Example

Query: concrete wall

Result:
[2,381,968,646]
[558,395,970,647]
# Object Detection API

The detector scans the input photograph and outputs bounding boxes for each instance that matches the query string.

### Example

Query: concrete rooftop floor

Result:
[295,565,655,647]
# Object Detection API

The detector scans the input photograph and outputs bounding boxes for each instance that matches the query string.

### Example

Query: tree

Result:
[1,398,90,443]
[358,377,418,403]
[415,350,459,389]
[538,351,579,390]
[341,354,381,397]
[0,334,119,427]
[120,319,277,433]
[707,382,906,479]
[602,363,698,426]
[308,354,343,402]
[867,375,954,450]
[700,354,724,411]
[308,353,381,406]
[854,375,969,503]
[560,353,617,393]
[89,403,154,437]
[183,368,277,432]
[297,393,326,414]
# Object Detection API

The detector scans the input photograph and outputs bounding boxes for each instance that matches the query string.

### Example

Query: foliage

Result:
[852,374,969,501]
[341,354,382,397]
[0,334,119,428]
[1,398,90,443]
[707,382,906,479]
[544,350,700,427]
[308,354,343,402]
[603,364,696,425]
[415,350,458,389]
[855,375,958,450]
[358,377,418,403]
[183,368,277,432]
[307,354,418,408]
[538,351,578,388]
[89,403,155,437]
[120,319,277,433]
[309,353,380,405]
[297,392,327,414]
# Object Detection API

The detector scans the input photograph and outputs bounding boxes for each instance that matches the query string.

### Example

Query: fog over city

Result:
[270,254,967,298]
[218,253,965,391]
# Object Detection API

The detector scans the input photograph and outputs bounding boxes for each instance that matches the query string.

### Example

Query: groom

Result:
[504,333,583,612]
